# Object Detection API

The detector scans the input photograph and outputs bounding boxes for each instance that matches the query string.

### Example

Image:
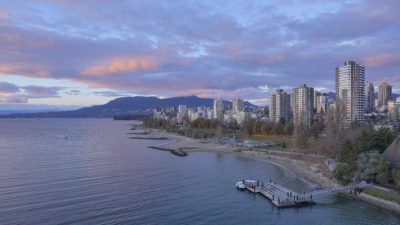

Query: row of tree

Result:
[333,127,397,185]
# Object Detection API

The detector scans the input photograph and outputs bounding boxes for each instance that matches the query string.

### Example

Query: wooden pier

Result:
[238,179,369,208]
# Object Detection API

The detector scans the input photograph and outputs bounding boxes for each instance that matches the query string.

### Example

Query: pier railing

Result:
[240,179,370,208]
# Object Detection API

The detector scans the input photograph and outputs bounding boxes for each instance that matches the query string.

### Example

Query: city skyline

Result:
[0,0,400,109]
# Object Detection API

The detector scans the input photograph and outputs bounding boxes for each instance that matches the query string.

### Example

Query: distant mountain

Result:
[0,95,257,118]
[326,92,336,100]
[0,105,80,115]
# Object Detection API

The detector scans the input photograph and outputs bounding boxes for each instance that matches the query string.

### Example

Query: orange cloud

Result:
[364,53,399,68]
[0,64,49,77]
[82,57,159,76]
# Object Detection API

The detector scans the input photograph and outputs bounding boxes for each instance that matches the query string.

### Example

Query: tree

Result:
[294,123,309,149]
[373,127,394,153]
[356,127,374,152]
[338,139,357,163]
[284,123,294,136]
[224,119,239,130]
[333,163,354,184]
[310,122,321,138]
[272,123,284,135]
[376,160,390,184]
[394,170,400,188]
[355,151,390,184]
[323,103,345,155]
[356,151,381,182]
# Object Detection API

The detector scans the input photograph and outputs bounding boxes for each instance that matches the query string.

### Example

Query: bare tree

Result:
[294,122,309,150]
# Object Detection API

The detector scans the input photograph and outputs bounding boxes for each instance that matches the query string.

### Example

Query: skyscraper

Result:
[378,82,392,108]
[178,105,187,114]
[269,89,291,123]
[213,98,224,123]
[232,98,244,113]
[336,61,365,126]
[365,81,374,113]
[291,84,314,128]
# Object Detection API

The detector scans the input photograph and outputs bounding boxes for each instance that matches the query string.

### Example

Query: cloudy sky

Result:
[0,0,399,107]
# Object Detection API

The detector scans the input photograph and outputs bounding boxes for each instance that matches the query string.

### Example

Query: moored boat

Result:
[235,181,246,190]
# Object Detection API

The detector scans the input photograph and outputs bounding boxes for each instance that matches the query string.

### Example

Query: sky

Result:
[0,0,399,108]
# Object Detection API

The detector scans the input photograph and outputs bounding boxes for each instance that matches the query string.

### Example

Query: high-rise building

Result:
[365,81,375,113]
[378,82,392,108]
[178,105,187,114]
[388,100,398,122]
[213,98,224,123]
[336,61,365,126]
[177,105,188,124]
[395,97,400,121]
[269,89,291,123]
[291,84,314,128]
[314,91,328,114]
[232,98,244,113]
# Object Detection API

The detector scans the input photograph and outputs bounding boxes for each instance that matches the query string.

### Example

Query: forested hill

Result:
[0,95,257,118]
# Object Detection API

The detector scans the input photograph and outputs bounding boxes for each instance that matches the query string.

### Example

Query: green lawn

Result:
[363,187,400,205]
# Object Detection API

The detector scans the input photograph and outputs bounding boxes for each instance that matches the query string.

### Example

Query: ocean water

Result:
[0,119,399,225]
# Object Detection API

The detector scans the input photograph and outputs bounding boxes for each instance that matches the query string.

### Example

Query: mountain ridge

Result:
[0,95,257,118]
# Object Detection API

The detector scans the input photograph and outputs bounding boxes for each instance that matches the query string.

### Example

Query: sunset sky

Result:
[0,0,399,108]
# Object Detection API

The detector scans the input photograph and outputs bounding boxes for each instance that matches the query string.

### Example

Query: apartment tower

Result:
[291,84,314,128]
[269,89,291,123]
[378,82,392,108]
[335,61,365,126]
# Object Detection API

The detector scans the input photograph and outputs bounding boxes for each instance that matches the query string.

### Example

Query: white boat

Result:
[235,181,246,189]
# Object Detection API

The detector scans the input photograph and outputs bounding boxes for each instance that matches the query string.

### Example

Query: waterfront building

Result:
[269,89,291,123]
[178,105,187,114]
[207,109,213,120]
[176,105,188,123]
[378,82,392,108]
[365,81,375,113]
[291,84,314,128]
[232,98,244,113]
[188,109,199,122]
[213,98,225,124]
[336,60,365,126]
[236,111,249,126]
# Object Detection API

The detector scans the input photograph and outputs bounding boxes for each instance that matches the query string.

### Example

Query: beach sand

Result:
[129,128,337,189]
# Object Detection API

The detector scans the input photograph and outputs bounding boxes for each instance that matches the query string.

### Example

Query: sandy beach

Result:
[129,128,337,189]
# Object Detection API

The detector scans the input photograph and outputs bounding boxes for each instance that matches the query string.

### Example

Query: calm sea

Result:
[0,119,399,225]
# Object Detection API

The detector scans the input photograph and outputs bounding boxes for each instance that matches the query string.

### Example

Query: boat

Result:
[235,181,246,190]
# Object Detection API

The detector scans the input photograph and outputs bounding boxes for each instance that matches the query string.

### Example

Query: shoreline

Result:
[130,128,336,188]
[129,127,400,213]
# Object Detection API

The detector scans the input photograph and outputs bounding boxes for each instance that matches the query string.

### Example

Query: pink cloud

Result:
[0,63,49,77]
[0,10,10,20]
[364,53,399,68]
[81,57,160,76]
[259,55,285,66]
[379,75,400,85]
